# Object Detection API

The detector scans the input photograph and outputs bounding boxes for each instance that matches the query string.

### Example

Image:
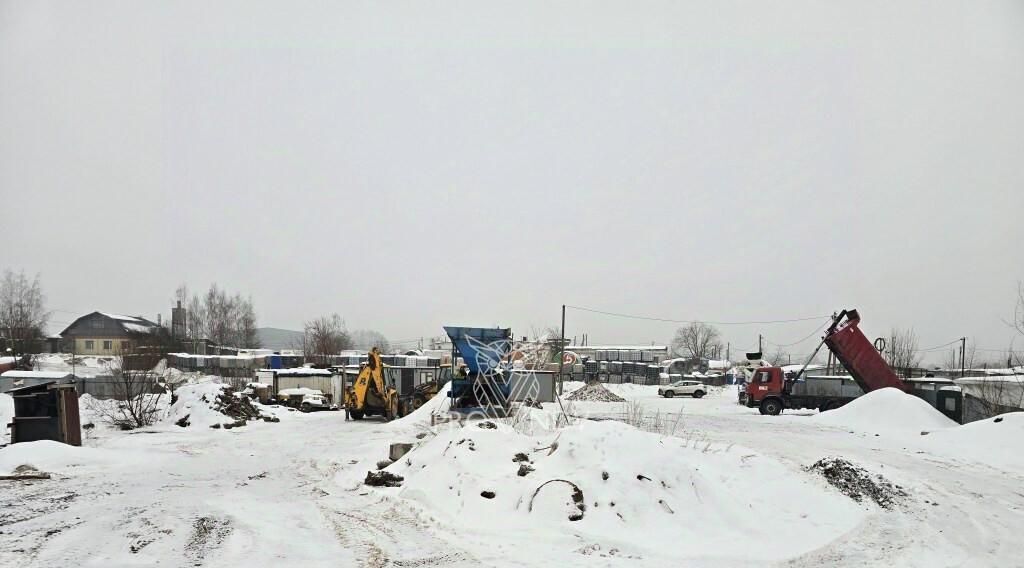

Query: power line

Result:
[565,305,830,326]
[764,319,833,348]
[913,339,962,353]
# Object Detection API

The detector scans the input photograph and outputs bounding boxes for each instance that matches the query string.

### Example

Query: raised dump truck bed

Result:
[822,309,907,393]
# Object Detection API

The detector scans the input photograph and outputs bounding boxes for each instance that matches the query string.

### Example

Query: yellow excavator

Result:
[344,347,399,420]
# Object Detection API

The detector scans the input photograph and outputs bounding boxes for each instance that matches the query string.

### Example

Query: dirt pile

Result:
[365,470,404,487]
[0,464,51,480]
[807,457,907,509]
[565,382,625,403]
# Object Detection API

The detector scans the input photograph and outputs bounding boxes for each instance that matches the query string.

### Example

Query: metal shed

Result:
[7,381,82,446]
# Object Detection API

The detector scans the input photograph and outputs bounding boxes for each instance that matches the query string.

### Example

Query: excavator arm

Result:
[345,347,398,420]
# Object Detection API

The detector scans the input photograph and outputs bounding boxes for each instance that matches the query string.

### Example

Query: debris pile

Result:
[0,464,51,480]
[364,470,404,487]
[166,383,277,429]
[807,457,907,509]
[565,382,626,403]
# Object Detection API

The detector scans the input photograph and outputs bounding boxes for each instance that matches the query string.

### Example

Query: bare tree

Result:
[1015,282,1024,337]
[768,348,791,366]
[963,289,1024,420]
[90,333,170,429]
[174,283,260,348]
[0,269,49,356]
[303,314,351,364]
[883,327,922,376]
[350,329,390,353]
[236,295,259,348]
[671,323,723,362]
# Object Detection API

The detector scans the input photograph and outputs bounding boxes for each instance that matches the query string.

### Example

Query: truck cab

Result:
[744,367,786,414]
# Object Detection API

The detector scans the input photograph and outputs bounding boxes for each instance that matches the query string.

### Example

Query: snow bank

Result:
[374,420,864,563]
[815,388,956,433]
[32,353,113,378]
[0,440,125,476]
[921,412,1024,472]
[387,382,452,430]
[278,387,323,397]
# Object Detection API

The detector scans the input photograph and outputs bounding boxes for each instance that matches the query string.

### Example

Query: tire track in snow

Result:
[292,455,475,568]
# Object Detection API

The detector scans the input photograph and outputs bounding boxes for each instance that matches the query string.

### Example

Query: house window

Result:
[103,340,113,350]
[85,340,95,350]
[91,320,105,329]
[121,341,130,350]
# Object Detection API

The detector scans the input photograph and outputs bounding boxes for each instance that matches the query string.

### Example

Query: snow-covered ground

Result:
[1,383,1021,567]
[32,353,115,378]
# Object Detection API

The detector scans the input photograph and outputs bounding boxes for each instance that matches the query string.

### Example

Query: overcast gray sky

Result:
[2,1,1022,363]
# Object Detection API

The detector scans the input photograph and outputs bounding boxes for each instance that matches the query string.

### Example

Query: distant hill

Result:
[256,327,304,350]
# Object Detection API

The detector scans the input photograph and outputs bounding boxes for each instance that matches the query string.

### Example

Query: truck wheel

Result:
[692,390,705,399]
[301,403,311,413]
[350,409,365,420]
[760,398,783,416]
[411,393,427,411]
[821,400,842,412]
[664,391,675,398]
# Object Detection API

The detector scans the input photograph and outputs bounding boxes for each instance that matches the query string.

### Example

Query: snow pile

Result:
[32,353,113,378]
[565,382,626,402]
[387,382,453,429]
[921,412,1024,472]
[166,383,273,429]
[0,440,129,476]
[369,420,864,563]
[278,387,323,397]
[815,388,957,433]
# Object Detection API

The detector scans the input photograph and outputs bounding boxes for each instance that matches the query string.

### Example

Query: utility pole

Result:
[557,304,566,395]
[726,342,730,363]
[960,337,966,378]
[758,334,763,354]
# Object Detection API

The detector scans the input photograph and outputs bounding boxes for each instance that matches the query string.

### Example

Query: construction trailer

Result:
[6,382,82,446]
[255,368,341,403]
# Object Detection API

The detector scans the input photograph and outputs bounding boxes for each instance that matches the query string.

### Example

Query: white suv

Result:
[659,380,707,399]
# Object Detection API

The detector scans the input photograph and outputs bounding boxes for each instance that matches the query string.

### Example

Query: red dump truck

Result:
[744,309,908,416]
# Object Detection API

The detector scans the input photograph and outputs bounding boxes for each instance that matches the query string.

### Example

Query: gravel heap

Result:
[566,382,626,403]
[807,457,907,509]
